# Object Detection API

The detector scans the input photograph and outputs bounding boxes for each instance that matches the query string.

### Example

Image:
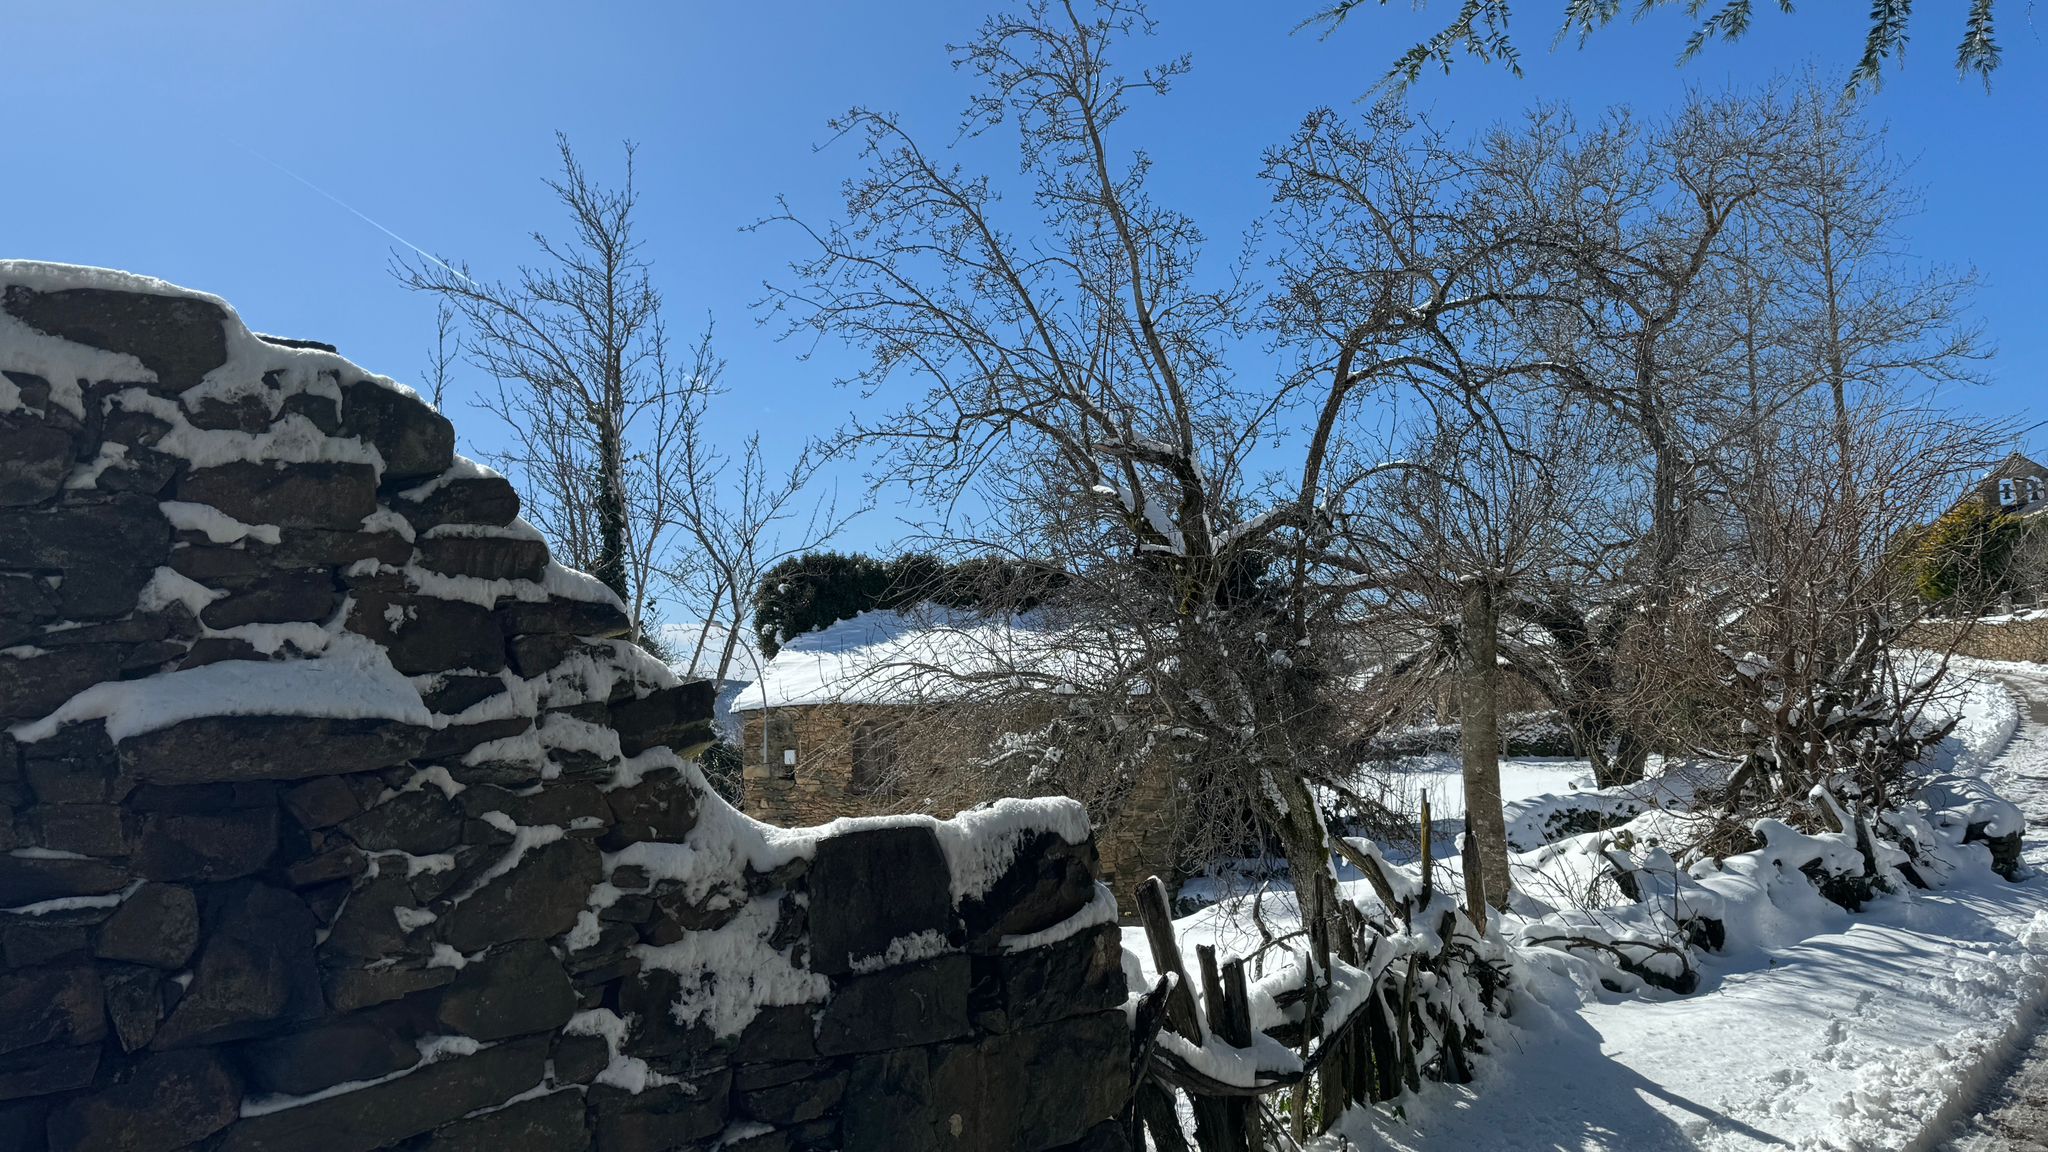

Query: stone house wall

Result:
[1904,616,2048,664]
[0,265,1130,1152]
[739,702,1179,912]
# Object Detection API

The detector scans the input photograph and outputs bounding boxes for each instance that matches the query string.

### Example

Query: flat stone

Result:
[0,1040,99,1102]
[959,831,1097,951]
[734,1064,846,1126]
[174,461,379,530]
[214,1036,548,1152]
[340,789,464,856]
[20,723,128,805]
[495,596,630,640]
[421,1090,590,1152]
[119,715,432,786]
[0,908,100,968]
[925,1011,1130,1152]
[185,389,274,433]
[322,961,457,1014]
[395,472,519,530]
[281,775,366,829]
[339,378,454,481]
[320,871,425,960]
[0,964,104,1055]
[94,882,199,969]
[977,923,1126,1032]
[807,825,957,977]
[419,716,533,762]
[460,781,609,831]
[0,495,169,617]
[101,965,163,1052]
[598,769,698,851]
[736,1005,821,1065]
[416,535,549,582]
[30,804,131,857]
[199,569,339,629]
[285,845,368,888]
[0,416,74,506]
[132,806,279,882]
[434,939,578,1041]
[0,853,129,907]
[814,955,971,1057]
[348,590,505,675]
[237,1018,421,1097]
[609,681,716,757]
[589,1070,731,1152]
[3,284,229,390]
[552,1032,611,1084]
[844,1050,937,1152]
[0,644,123,723]
[152,883,321,1049]
[438,836,602,953]
[422,673,507,715]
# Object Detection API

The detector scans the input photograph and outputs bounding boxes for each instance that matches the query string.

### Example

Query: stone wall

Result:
[738,702,1178,912]
[1904,616,2048,664]
[0,264,1129,1152]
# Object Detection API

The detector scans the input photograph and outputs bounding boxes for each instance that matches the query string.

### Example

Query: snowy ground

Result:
[1132,659,2048,1151]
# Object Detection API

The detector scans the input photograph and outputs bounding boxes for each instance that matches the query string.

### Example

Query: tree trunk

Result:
[1458,574,1510,910]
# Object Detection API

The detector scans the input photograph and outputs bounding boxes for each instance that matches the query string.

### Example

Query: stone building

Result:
[1983,452,2048,606]
[733,610,1180,911]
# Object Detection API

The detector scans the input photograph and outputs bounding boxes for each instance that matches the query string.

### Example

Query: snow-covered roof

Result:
[730,607,1129,713]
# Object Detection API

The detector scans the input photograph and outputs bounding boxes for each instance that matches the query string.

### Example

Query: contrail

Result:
[226,136,476,285]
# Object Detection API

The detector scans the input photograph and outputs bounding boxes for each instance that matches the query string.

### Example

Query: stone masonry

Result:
[0,264,1129,1152]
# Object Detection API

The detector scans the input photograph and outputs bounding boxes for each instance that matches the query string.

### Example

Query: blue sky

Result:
[6,2,2043,552]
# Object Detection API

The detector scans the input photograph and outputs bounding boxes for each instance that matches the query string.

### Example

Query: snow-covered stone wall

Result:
[0,264,1129,1152]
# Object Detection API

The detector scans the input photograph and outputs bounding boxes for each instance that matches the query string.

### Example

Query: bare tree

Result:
[398,135,707,640]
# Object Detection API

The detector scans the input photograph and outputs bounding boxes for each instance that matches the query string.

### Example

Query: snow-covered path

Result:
[1346,661,2048,1152]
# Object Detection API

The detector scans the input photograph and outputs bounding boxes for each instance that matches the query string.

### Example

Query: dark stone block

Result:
[976,923,1126,1032]
[734,1063,846,1126]
[132,805,279,882]
[321,871,425,960]
[589,1069,731,1152]
[175,460,379,530]
[30,804,130,857]
[341,789,464,856]
[0,964,103,1055]
[438,836,601,953]
[926,1011,1130,1152]
[1048,1120,1129,1152]
[416,534,550,582]
[0,495,168,617]
[0,853,128,907]
[0,645,122,723]
[213,1035,548,1152]
[348,590,505,676]
[3,284,228,390]
[599,767,699,851]
[236,1018,420,1096]
[200,569,339,629]
[119,715,432,786]
[285,845,368,888]
[152,883,321,1049]
[0,416,74,506]
[609,681,717,757]
[395,471,520,531]
[322,961,457,1014]
[496,596,630,640]
[93,882,199,969]
[434,939,578,1041]
[20,723,127,805]
[460,780,609,830]
[814,955,971,1058]
[552,1032,612,1085]
[422,673,507,716]
[419,716,532,762]
[185,389,274,433]
[0,1040,99,1102]
[505,632,592,677]
[279,389,341,433]
[960,832,1098,952]
[339,378,454,481]
[807,826,957,977]
[736,1004,820,1065]
[1,908,102,968]
[282,775,366,829]
[177,637,262,669]
[845,1050,937,1152]
[0,1097,49,1152]
[101,965,163,1052]
[421,1090,591,1152]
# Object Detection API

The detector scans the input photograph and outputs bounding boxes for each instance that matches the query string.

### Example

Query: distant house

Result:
[729,608,1179,907]
[1982,452,2048,606]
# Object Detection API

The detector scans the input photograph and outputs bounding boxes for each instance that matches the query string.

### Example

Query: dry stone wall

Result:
[1904,616,2048,664]
[0,264,1129,1152]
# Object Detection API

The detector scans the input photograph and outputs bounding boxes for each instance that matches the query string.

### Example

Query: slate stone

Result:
[807,825,957,977]
[152,883,322,1049]
[100,965,163,1052]
[199,569,339,629]
[284,844,368,888]
[0,853,129,907]
[177,637,262,669]
[736,1005,822,1065]
[845,1050,937,1152]
[213,1036,548,1152]
[437,836,602,953]
[504,632,591,677]
[93,882,199,969]
[976,923,1127,1032]
[419,716,532,762]
[0,495,168,617]
[422,673,507,716]
[0,964,103,1056]
[395,472,520,530]
[20,723,128,805]
[0,908,100,968]
[734,1063,846,1126]
[236,1018,420,1096]
[495,596,631,640]
[597,769,698,851]
[609,681,717,757]
[348,590,505,675]
[925,1011,1130,1152]
[119,715,432,786]
[959,831,1098,951]
[184,389,274,433]
[340,789,464,856]
[320,871,424,960]
[434,939,578,1041]
[339,377,454,481]
[177,463,375,533]
[552,1032,612,1084]
[31,804,130,857]
[588,1069,732,1152]
[279,388,342,433]
[1049,1120,1130,1152]
[3,284,229,390]
[281,775,366,829]
[132,805,279,882]
[460,781,609,831]
[0,1040,99,1103]
[416,534,549,582]
[322,962,457,1014]
[0,416,74,506]
[421,1090,591,1152]
[0,644,123,723]
[814,955,972,1058]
